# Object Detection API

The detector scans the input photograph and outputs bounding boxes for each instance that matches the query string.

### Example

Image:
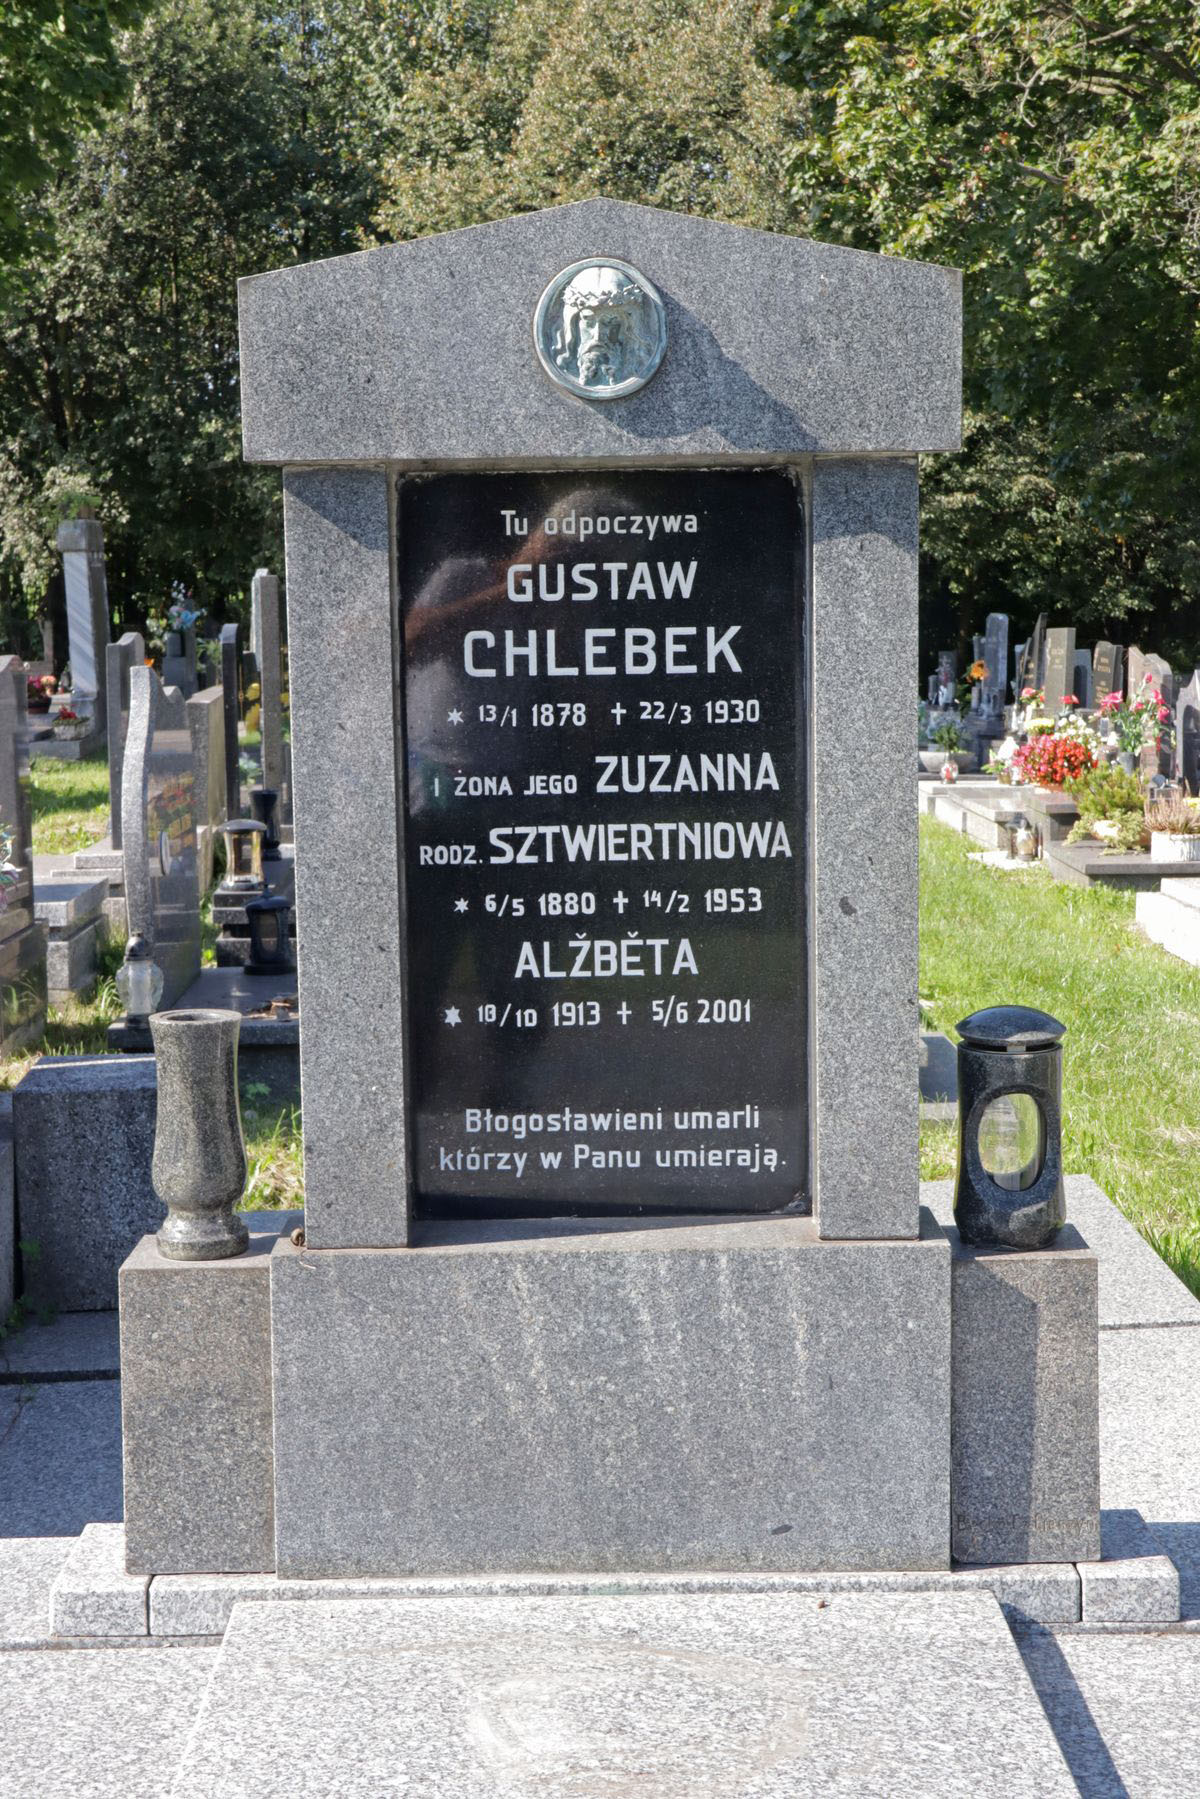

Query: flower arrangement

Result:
[930,716,967,752]
[1098,678,1171,754]
[26,674,55,712]
[1012,733,1098,790]
[1145,793,1200,837]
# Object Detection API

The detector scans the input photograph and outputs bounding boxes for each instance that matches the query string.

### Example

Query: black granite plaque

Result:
[400,470,806,1216]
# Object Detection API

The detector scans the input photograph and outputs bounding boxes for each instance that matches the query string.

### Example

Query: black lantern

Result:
[219,819,267,893]
[249,786,281,860]
[244,892,296,976]
[954,1005,1066,1248]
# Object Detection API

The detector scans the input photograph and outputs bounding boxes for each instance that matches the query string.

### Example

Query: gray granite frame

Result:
[245,200,958,1248]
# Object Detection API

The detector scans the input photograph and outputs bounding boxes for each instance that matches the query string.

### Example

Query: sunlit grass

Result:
[918,813,1200,1295]
[29,756,110,855]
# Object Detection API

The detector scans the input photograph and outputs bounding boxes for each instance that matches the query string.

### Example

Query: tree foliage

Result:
[772,0,1200,663]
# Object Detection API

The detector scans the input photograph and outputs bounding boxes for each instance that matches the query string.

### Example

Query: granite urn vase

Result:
[953,1005,1066,1249]
[150,1008,249,1260]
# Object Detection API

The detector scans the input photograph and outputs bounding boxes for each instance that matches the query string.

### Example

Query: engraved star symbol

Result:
[454,898,468,913]
[447,708,464,725]
[443,1007,461,1026]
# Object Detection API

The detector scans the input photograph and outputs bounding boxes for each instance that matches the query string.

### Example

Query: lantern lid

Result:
[956,1005,1065,1051]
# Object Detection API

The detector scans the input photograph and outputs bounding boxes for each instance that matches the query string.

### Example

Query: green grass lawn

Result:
[919,812,1200,1296]
[29,756,110,855]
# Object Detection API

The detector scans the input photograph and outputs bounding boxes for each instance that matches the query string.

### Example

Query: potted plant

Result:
[1064,765,1147,853]
[52,706,89,741]
[921,717,977,774]
[1145,792,1200,862]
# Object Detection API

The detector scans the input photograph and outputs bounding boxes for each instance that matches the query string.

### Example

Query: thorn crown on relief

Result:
[534,257,667,401]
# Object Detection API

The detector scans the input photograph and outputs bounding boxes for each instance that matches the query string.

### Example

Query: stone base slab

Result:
[48,1523,1181,1640]
[169,1590,1078,1796]
[271,1211,953,1579]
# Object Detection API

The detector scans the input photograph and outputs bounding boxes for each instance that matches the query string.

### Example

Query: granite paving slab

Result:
[0,1311,120,1380]
[1016,1625,1200,1798]
[0,1379,122,1535]
[0,1536,74,1645]
[0,1644,218,1799]
[171,1590,1074,1796]
[1098,1327,1200,1621]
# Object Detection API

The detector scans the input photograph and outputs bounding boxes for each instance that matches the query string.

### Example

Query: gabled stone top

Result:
[238,198,961,466]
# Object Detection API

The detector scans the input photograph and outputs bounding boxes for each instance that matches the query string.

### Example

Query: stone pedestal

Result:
[949,1222,1100,1565]
[120,1228,281,1574]
[269,1211,952,1580]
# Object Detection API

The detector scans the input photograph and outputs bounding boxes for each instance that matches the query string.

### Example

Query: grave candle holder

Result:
[244,891,296,977]
[248,786,281,860]
[115,932,164,1024]
[219,819,267,892]
[954,1005,1066,1249]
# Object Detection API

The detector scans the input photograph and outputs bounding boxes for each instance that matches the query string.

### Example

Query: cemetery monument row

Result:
[119,201,1097,1584]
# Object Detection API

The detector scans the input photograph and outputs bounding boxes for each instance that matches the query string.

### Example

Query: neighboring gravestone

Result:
[1092,641,1122,705]
[187,685,227,894]
[1017,613,1047,695]
[252,568,284,801]
[1043,626,1076,715]
[162,626,198,698]
[121,664,201,1004]
[1072,648,1093,711]
[981,613,1008,717]
[55,517,111,727]
[220,621,242,817]
[934,649,957,707]
[0,656,47,1054]
[1175,671,1200,793]
[106,631,145,850]
[1125,644,1148,699]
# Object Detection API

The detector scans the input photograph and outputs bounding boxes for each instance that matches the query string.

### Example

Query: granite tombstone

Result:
[0,656,48,1053]
[120,664,202,1007]
[1043,626,1076,716]
[55,517,110,728]
[1017,613,1047,696]
[1092,641,1122,706]
[105,631,145,851]
[1176,671,1200,794]
[114,200,1099,1587]
[220,621,243,817]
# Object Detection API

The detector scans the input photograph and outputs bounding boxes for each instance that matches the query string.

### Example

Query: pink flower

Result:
[1159,706,1171,723]
[1098,692,1121,712]
[1063,694,1078,706]
[1021,687,1036,700]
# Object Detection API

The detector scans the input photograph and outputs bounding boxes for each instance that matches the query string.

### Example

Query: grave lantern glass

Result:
[115,932,164,1023]
[245,892,296,977]
[954,1005,1066,1248]
[219,819,266,892]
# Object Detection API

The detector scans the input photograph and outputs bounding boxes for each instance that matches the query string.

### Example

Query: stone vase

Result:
[150,1009,249,1260]
[1150,831,1200,864]
[1117,751,1138,775]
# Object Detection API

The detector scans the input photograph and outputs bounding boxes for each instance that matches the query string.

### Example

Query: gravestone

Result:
[934,649,957,707]
[162,627,198,698]
[252,568,284,801]
[120,664,201,1004]
[220,621,243,816]
[1092,641,1122,705]
[0,656,48,1053]
[981,613,1008,716]
[1175,671,1200,793]
[106,632,145,850]
[1125,644,1148,698]
[1016,613,1047,696]
[1072,648,1093,711]
[187,685,226,893]
[1043,626,1076,715]
[117,198,1099,1591]
[55,517,111,726]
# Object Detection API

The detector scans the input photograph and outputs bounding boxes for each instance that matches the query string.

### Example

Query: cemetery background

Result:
[0,3,1199,1793]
